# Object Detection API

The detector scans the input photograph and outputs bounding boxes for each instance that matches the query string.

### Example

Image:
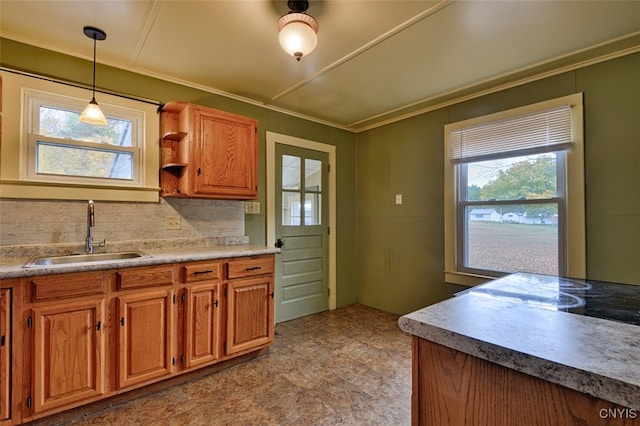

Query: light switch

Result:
[395,194,403,205]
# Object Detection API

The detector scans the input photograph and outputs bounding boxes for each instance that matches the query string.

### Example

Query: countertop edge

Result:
[399,301,640,410]
[0,245,280,279]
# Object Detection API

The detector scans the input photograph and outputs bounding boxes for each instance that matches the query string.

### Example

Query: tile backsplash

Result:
[0,198,245,248]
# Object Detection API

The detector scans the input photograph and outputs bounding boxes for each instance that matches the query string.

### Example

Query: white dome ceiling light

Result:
[277,1,319,62]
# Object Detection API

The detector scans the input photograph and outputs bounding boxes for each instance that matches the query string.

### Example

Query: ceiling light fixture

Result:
[79,26,108,125]
[277,1,319,62]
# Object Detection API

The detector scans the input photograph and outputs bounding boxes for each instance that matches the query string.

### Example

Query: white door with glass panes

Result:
[275,143,329,322]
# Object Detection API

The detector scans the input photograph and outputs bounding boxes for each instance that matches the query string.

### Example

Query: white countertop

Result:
[398,275,640,409]
[0,244,279,279]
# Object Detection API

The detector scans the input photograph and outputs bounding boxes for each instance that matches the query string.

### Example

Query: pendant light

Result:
[79,26,108,125]
[277,1,319,61]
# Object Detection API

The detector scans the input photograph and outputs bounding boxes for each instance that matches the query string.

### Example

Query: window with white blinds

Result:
[448,106,573,164]
[443,93,586,287]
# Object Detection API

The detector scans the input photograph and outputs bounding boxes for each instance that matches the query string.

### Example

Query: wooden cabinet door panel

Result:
[226,276,274,355]
[32,299,105,414]
[192,107,257,199]
[117,289,175,389]
[184,282,220,368]
[0,289,10,421]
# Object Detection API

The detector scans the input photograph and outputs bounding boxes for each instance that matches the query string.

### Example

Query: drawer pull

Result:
[193,270,214,275]
[245,266,262,271]
[96,321,101,331]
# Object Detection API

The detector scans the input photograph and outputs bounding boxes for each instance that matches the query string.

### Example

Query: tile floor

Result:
[55,304,413,425]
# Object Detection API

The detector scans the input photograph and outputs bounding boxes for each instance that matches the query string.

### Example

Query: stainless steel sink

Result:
[23,251,151,267]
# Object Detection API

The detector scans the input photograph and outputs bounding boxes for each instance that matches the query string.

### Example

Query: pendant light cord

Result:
[91,35,97,99]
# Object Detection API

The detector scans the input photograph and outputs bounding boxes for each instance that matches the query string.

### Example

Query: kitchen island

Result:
[399,273,640,426]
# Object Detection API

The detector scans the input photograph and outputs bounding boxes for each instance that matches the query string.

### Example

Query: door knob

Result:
[275,238,285,249]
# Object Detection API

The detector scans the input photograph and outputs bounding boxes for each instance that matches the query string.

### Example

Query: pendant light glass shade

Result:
[277,2,318,61]
[79,26,108,126]
[79,97,108,125]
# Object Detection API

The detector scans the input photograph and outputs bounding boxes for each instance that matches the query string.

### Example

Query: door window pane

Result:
[282,155,300,190]
[282,191,301,226]
[464,203,559,275]
[305,159,322,191]
[305,193,321,225]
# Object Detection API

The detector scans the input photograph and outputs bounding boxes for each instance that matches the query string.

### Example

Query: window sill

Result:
[444,270,495,287]
[0,181,159,202]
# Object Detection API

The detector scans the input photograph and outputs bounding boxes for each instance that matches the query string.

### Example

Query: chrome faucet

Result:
[86,200,105,254]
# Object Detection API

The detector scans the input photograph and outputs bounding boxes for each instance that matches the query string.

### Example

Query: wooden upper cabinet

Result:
[160,102,258,200]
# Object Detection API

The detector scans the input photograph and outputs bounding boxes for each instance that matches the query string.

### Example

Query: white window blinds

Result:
[448,106,573,164]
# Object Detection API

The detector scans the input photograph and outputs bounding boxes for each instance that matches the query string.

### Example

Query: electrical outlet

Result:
[395,194,403,205]
[165,216,181,230]
[244,201,260,214]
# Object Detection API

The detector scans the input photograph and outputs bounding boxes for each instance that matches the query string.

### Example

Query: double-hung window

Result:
[0,71,160,202]
[444,94,585,286]
[25,89,142,186]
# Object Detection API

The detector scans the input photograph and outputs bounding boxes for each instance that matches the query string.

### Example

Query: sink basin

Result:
[23,251,151,267]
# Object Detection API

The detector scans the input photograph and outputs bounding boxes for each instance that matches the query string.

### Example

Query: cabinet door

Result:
[192,106,257,199]
[183,282,220,368]
[31,298,105,414]
[117,289,175,389]
[0,289,10,421]
[226,276,274,355]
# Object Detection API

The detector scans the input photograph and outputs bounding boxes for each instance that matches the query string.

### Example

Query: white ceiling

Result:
[1,0,639,132]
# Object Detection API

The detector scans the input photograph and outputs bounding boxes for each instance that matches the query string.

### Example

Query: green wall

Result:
[3,38,638,316]
[0,38,358,308]
[356,52,640,314]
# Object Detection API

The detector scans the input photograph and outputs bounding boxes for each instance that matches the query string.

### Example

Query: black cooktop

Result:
[459,273,640,326]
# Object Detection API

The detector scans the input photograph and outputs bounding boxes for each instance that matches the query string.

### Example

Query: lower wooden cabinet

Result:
[117,289,175,389]
[226,256,275,355]
[0,289,11,422]
[181,260,222,370]
[10,254,275,425]
[31,298,105,414]
[183,282,220,368]
[226,276,274,355]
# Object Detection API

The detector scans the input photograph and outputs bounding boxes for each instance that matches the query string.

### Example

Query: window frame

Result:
[444,93,585,286]
[0,70,160,202]
[24,88,144,187]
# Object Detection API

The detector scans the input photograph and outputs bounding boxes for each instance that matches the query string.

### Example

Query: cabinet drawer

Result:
[117,265,176,290]
[183,261,221,283]
[227,256,274,279]
[30,272,107,302]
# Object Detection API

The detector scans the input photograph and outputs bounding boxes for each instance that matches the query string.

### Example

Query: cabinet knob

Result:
[197,167,202,175]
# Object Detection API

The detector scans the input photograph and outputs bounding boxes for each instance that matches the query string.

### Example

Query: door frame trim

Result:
[266,131,336,310]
